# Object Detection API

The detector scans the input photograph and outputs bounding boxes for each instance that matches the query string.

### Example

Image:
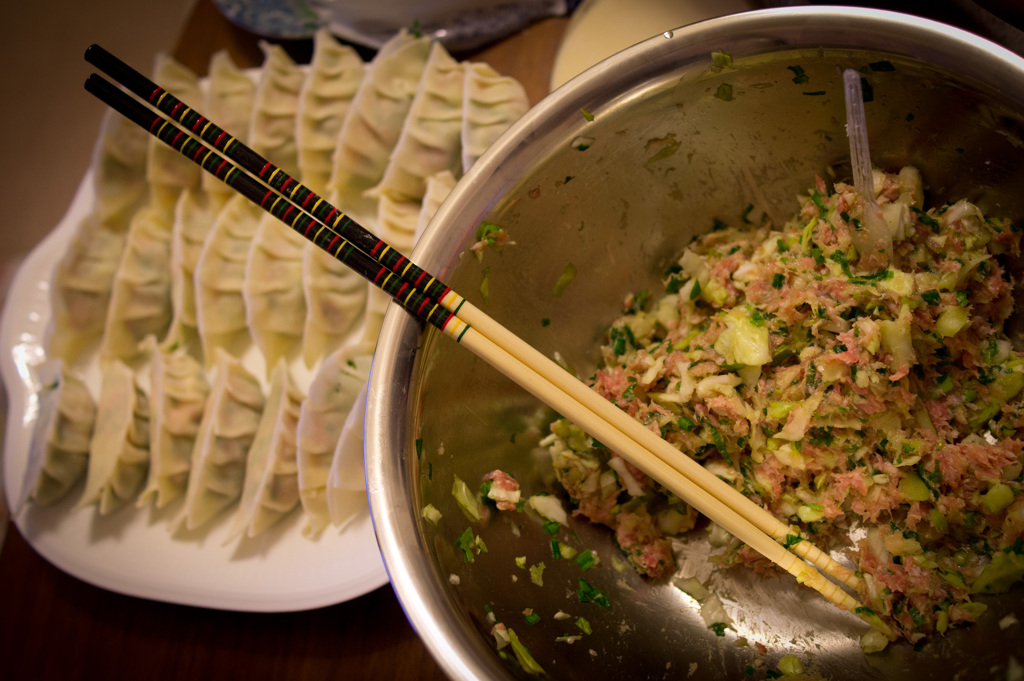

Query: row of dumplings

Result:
[27,340,370,540]
[51,27,528,371]
[29,28,529,540]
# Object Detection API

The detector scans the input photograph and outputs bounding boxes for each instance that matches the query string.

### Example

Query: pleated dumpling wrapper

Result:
[414,169,457,244]
[226,359,304,543]
[460,61,529,173]
[100,202,175,362]
[48,213,127,364]
[164,188,226,358]
[300,192,368,368]
[22,362,96,507]
[76,359,150,515]
[193,194,262,364]
[328,29,431,229]
[91,107,150,230]
[146,54,202,210]
[201,50,255,198]
[296,341,374,538]
[249,42,306,179]
[48,104,149,364]
[362,42,465,346]
[137,336,210,509]
[359,171,462,346]
[296,28,365,194]
[376,194,420,259]
[370,40,465,205]
[174,349,265,532]
[326,383,368,527]
[243,213,308,374]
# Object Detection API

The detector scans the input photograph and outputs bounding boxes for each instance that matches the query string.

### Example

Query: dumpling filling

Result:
[541,167,1024,643]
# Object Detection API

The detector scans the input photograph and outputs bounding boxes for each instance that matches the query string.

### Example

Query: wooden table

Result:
[0,2,566,679]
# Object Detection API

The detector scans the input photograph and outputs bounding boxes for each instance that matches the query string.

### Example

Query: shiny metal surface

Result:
[366,7,1024,680]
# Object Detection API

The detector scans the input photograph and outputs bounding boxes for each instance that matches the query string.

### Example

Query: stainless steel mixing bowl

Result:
[366,7,1024,680]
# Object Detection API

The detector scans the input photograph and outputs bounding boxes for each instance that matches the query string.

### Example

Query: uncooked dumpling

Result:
[27,364,96,506]
[146,54,203,210]
[193,194,262,364]
[77,359,150,515]
[328,29,431,229]
[297,29,365,194]
[370,41,465,204]
[174,349,264,532]
[164,188,225,358]
[249,42,306,178]
[296,342,373,538]
[202,50,256,198]
[226,359,304,542]
[138,336,210,509]
[100,202,175,362]
[243,214,308,373]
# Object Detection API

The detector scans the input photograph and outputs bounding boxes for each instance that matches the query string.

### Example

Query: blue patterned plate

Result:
[217,0,581,51]
[213,0,325,40]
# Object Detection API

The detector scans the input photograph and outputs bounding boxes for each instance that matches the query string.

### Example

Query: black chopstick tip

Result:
[84,44,111,64]
[83,73,103,94]
[83,74,114,105]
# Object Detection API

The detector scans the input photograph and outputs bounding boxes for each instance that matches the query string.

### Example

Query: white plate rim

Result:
[0,169,389,613]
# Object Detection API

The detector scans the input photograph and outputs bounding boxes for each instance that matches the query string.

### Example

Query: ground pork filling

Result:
[540,167,1024,643]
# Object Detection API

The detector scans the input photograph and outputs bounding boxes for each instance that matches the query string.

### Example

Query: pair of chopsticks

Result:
[83,44,891,639]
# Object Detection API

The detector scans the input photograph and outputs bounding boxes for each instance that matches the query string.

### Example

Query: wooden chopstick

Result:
[83,58,891,638]
[84,43,860,592]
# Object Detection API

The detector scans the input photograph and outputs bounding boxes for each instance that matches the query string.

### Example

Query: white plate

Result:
[550,0,755,90]
[0,171,389,612]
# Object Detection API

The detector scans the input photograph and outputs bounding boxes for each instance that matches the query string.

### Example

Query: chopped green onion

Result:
[455,527,476,562]
[530,562,546,586]
[576,550,598,571]
[421,504,442,525]
[553,262,577,298]
[787,65,809,84]
[507,628,545,675]
[479,272,490,302]
[690,278,702,301]
[577,578,611,609]
[711,51,733,68]
[452,476,482,521]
